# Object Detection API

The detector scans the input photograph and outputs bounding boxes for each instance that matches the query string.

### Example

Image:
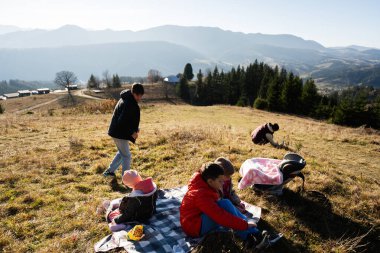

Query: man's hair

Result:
[271,123,279,131]
[199,163,224,182]
[132,83,144,95]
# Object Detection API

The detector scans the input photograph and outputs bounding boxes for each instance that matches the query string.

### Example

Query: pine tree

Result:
[244,61,262,106]
[177,76,190,101]
[194,69,204,104]
[301,79,319,115]
[112,74,121,88]
[184,63,194,81]
[87,74,98,89]
[267,77,282,111]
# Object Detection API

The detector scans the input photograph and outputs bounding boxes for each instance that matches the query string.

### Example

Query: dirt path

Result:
[10,90,103,114]
[72,89,104,100]
[15,96,63,114]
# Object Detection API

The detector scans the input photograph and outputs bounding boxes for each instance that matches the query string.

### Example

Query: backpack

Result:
[253,153,306,195]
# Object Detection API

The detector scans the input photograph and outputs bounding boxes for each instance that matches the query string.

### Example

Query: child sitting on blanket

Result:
[180,163,261,240]
[98,170,158,232]
[180,163,282,250]
[214,157,246,213]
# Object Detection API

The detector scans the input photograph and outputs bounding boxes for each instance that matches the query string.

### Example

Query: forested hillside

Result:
[177,60,380,129]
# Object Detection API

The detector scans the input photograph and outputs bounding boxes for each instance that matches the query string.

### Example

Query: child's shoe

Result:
[109,222,128,232]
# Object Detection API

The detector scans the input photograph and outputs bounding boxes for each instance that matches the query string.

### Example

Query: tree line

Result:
[177,60,380,129]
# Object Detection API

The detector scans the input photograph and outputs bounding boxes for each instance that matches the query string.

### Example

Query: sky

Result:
[0,0,379,48]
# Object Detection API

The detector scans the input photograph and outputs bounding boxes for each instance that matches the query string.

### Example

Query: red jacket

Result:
[180,172,248,237]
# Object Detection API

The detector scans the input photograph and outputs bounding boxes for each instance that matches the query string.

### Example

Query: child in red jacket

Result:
[179,162,259,240]
[214,157,246,213]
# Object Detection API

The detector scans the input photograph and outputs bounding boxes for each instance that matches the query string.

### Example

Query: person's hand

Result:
[237,202,247,213]
[247,221,257,228]
[132,132,139,140]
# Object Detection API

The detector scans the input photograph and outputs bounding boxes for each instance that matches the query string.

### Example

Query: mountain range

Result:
[0,24,379,89]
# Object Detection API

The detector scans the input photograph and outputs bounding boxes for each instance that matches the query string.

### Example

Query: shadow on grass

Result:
[256,219,306,253]
[192,231,244,253]
[58,93,77,107]
[191,229,297,253]
[275,188,379,253]
[109,177,129,194]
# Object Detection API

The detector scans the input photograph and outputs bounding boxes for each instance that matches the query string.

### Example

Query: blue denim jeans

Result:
[107,138,131,175]
[200,199,259,240]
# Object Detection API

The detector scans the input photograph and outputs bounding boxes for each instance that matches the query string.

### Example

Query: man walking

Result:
[103,83,144,177]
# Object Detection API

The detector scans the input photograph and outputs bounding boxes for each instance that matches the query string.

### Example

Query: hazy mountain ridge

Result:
[0,25,379,88]
[0,80,56,95]
[0,25,26,35]
[0,41,217,81]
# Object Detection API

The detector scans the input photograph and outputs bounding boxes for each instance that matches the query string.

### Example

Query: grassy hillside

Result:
[0,97,379,252]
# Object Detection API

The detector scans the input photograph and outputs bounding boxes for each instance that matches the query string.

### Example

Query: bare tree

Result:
[103,70,112,88]
[54,70,78,105]
[55,70,78,91]
[147,69,162,84]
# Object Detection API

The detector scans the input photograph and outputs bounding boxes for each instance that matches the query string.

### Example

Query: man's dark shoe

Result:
[268,233,283,246]
[245,233,258,248]
[254,230,270,251]
[254,231,283,252]
[103,170,116,177]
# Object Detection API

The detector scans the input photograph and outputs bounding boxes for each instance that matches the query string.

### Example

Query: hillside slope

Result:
[0,102,379,252]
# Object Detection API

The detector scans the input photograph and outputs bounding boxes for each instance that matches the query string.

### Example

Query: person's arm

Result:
[195,195,248,231]
[230,188,242,206]
[265,133,280,147]
[113,197,139,224]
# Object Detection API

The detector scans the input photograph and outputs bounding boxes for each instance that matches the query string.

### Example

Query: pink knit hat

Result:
[122,170,142,188]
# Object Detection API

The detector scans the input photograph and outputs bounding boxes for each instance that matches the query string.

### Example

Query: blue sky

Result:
[0,0,379,48]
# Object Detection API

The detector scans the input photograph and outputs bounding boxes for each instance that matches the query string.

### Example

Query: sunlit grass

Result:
[0,99,379,252]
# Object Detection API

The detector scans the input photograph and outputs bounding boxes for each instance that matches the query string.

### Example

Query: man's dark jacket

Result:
[108,89,140,143]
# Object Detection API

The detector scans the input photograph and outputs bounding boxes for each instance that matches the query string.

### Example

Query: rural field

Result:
[0,87,379,253]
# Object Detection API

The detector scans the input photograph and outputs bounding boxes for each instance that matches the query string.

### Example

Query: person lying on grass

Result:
[97,170,158,232]
[214,157,246,213]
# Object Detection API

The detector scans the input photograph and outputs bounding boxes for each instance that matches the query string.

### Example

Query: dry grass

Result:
[0,98,379,252]
[1,93,64,113]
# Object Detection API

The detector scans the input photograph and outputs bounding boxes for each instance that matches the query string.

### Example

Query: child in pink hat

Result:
[98,170,158,232]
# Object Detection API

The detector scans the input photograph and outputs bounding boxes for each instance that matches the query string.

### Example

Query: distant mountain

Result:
[0,25,379,88]
[0,41,218,81]
[0,25,25,35]
[0,24,325,51]
[0,80,56,95]
[347,45,377,51]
